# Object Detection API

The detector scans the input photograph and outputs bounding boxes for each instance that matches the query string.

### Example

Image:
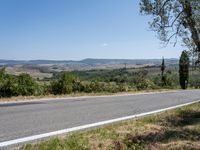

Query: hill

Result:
[0,58,178,66]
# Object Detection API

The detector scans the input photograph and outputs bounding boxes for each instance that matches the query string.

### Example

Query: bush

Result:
[17,74,38,96]
[164,72,179,88]
[189,74,200,88]
[40,83,52,95]
[153,72,179,88]
[146,79,158,90]
[0,74,18,97]
[0,69,41,97]
[135,78,149,90]
[153,74,163,87]
[0,68,18,97]
[82,81,104,93]
[73,80,84,93]
[50,72,76,95]
[117,83,129,92]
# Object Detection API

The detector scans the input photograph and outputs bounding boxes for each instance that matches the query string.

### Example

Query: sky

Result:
[0,0,183,60]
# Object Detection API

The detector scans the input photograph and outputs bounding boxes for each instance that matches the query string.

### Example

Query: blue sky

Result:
[0,0,182,60]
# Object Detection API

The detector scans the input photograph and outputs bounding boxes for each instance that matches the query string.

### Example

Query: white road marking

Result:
[0,99,200,148]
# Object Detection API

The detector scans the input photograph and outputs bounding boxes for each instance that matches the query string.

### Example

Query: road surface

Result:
[0,90,200,148]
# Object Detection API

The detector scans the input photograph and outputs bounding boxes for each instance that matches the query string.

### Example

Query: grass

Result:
[15,102,200,150]
[0,88,178,102]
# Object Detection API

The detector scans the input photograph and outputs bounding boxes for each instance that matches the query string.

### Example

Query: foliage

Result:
[189,72,200,88]
[179,50,189,89]
[0,68,39,97]
[140,0,200,60]
[17,74,38,96]
[50,72,76,95]
[0,73,18,97]
[1,63,200,98]
[165,71,179,88]
[161,57,166,86]
[135,78,149,90]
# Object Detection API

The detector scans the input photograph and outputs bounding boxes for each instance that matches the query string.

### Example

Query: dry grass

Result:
[16,102,200,150]
[6,66,52,79]
[0,89,176,103]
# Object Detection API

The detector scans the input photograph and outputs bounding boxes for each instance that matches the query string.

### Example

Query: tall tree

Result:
[140,0,200,61]
[179,50,189,89]
[161,57,166,85]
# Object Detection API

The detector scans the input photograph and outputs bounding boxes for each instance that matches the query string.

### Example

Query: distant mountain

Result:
[0,58,179,66]
[0,60,75,65]
[80,58,178,65]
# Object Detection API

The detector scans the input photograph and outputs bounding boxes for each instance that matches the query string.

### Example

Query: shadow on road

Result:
[0,101,45,107]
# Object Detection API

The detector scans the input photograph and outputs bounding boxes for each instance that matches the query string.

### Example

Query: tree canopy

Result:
[179,50,189,89]
[140,0,200,61]
[161,57,166,85]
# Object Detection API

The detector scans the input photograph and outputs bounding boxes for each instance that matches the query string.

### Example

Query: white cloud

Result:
[101,43,109,47]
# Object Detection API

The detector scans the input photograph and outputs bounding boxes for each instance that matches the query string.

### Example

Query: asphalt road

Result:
[1,90,200,147]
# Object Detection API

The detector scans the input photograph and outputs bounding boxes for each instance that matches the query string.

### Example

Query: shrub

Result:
[73,81,84,93]
[135,78,149,90]
[0,74,18,97]
[117,83,129,92]
[51,72,76,95]
[0,68,18,97]
[189,75,200,89]
[17,74,38,96]
[164,72,179,88]
[153,72,179,88]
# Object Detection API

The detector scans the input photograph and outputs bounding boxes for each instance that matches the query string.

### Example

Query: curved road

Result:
[1,90,200,148]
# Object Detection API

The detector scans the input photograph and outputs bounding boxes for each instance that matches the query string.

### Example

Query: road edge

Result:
[0,89,185,104]
[1,99,200,148]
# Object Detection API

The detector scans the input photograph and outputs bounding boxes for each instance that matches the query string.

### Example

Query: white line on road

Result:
[0,99,200,148]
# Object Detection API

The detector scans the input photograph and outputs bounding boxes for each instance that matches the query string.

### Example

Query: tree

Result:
[51,72,76,95]
[179,50,189,89]
[140,0,200,61]
[0,67,6,77]
[0,68,18,97]
[17,74,38,96]
[161,57,166,85]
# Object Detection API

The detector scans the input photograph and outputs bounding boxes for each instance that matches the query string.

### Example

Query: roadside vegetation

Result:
[17,102,200,150]
[0,56,200,99]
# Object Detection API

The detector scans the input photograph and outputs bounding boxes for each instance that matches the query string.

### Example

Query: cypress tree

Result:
[179,51,189,89]
[161,57,166,86]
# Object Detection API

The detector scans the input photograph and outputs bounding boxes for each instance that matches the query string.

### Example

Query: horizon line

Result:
[0,58,179,61]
